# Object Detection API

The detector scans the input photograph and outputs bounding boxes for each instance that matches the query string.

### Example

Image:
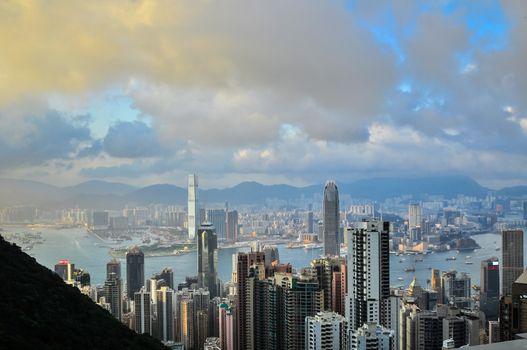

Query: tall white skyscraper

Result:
[188,174,199,240]
[346,220,390,331]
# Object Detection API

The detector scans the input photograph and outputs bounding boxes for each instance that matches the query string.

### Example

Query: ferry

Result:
[446,256,457,261]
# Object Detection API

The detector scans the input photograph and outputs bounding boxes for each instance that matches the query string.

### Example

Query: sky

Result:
[0,0,526,189]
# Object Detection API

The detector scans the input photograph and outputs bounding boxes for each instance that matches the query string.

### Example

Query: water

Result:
[3,226,509,289]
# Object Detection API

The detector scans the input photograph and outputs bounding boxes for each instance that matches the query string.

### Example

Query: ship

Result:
[465,261,474,265]
[446,256,457,261]
[404,266,415,272]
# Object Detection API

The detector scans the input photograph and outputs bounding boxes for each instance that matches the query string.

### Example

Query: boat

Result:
[465,256,471,259]
[465,261,474,265]
[414,257,424,262]
[399,259,403,263]
[304,243,323,250]
[495,247,501,251]
[446,256,457,261]
[405,266,415,272]
[287,242,303,249]
[398,277,404,281]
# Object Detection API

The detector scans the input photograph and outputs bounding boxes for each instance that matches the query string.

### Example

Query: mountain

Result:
[63,180,137,196]
[0,175,525,208]
[339,175,488,200]
[0,178,65,207]
[498,186,527,197]
[0,235,167,350]
[125,184,187,204]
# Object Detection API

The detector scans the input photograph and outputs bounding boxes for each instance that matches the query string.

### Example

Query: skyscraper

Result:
[500,271,527,341]
[134,289,152,335]
[106,258,121,280]
[346,220,390,330]
[480,257,500,321]
[188,174,199,240]
[197,222,218,297]
[305,311,347,350]
[103,272,122,321]
[442,271,471,308]
[502,229,524,295]
[156,286,175,342]
[207,209,226,240]
[408,203,422,229]
[523,201,527,221]
[54,259,74,283]
[311,256,346,312]
[226,210,238,242]
[126,246,144,299]
[322,181,339,256]
[305,211,314,233]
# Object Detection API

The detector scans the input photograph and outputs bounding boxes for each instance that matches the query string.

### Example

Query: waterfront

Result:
[1,226,512,289]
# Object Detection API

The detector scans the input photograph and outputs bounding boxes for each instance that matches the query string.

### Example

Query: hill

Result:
[0,235,167,350]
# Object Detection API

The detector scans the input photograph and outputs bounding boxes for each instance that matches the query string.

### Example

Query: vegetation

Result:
[0,235,167,350]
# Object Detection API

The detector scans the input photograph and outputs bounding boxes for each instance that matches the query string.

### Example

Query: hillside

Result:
[0,235,167,350]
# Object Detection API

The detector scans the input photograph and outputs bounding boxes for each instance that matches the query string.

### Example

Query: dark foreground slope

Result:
[0,235,166,350]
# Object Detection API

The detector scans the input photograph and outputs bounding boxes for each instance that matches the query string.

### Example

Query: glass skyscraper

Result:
[322,181,339,256]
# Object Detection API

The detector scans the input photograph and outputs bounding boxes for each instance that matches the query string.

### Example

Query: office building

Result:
[322,181,340,256]
[54,259,75,283]
[103,272,122,321]
[188,174,199,240]
[92,211,109,230]
[408,203,422,229]
[306,211,314,233]
[156,286,174,342]
[106,259,121,280]
[226,210,238,242]
[346,220,390,330]
[349,323,394,350]
[126,246,144,299]
[443,271,471,308]
[134,289,152,335]
[305,311,347,350]
[500,270,527,341]
[502,230,524,295]
[207,209,226,240]
[481,257,500,321]
[197,222,218,297]
[153,267,174,290]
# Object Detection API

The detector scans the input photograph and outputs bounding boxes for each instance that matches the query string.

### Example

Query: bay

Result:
[4,226,510,290]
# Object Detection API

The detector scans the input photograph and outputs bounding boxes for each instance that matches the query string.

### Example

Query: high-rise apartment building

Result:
[346,220,390,330]
[502,229,524,295]
[188,174,199,240]
[218,302,235,350]
[311,256,346,312]
[523,201,527,221]
[153,267,174,290]
[323,181,340,256]
[156,286,174,342]
[283,272,324,350]
[480,257,500,321]
[305,311,347,350]
[349,323,394,350]
[197,222,218,297]
[103,272,122,321]
[126,246,144,299]
[134,289,152,335]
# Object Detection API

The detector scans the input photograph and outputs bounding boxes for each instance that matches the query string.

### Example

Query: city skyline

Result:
[0,1,526,189]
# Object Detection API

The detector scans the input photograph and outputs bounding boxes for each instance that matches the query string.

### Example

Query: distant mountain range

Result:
[0,176,525,209]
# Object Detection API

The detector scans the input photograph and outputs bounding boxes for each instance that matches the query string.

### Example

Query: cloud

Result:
[102,120,162,158]
[0,105,92,169]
